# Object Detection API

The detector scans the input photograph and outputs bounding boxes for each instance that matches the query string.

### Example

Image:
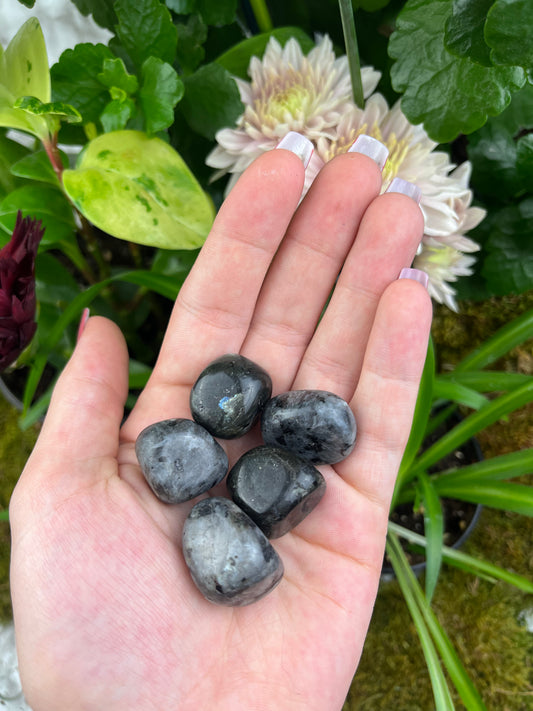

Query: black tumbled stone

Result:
[227,445,326,538]
[182,497,284,606]
[190,354,272,439]
[261,390,357,465]
[135,419,228,504]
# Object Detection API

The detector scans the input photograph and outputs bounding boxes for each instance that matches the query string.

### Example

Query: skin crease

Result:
[9,147,432,711]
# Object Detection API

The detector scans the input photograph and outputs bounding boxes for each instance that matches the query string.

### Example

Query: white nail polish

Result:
[275,132,314,169]
[398,267,429,289]
[387,177,422,204]
[347,135,389,171]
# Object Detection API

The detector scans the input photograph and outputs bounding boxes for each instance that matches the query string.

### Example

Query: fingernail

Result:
[347,135,389,171]
[275,132,314,169]
[398,268,429,290]
[387,177,422,204]
[77,307,90,343]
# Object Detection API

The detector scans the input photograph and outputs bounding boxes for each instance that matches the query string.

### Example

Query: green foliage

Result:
[62,130,214,249]
[389,0,526,142]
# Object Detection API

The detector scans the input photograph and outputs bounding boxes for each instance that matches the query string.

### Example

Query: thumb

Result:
[12,315,129,506]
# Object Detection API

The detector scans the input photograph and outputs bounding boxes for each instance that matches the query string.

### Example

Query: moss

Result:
[0,393,39,622]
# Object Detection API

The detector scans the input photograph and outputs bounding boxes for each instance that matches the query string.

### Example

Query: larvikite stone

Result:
[227,446,326,538]
[261,390,357,465]
[190,354,272,438]
[182,497,284,605]
[135,419,228,503]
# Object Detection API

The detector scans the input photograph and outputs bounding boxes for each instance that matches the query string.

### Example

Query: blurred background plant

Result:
[0,0,531,708]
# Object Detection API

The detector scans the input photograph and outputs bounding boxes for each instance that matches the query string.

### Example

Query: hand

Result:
[10,141,432,711]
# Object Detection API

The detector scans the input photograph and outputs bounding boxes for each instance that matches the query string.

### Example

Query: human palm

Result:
[10,147,431,711]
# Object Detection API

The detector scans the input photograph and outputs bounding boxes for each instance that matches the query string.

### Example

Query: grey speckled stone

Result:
[227,446,326,538]
[190,354,272,438]
[182,497,284,606]
[261,390,357,465]
[135,419,228,504]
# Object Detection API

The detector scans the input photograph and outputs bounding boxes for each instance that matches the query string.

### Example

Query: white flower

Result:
[206,35,380,192]
[206,34,485,310]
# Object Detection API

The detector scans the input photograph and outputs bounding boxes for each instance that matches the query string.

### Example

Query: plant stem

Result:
[338,0,365,109]
[42,135,64,183]
[249,0,273,32]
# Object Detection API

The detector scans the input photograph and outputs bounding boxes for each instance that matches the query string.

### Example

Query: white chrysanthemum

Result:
[206,34,485,310]
[206,35,380,192]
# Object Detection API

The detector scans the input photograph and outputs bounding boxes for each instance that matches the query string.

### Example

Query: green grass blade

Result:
[388,522,533,592]
[433,377,489,409]
[388,534,488,710]
[455,307,533,372]
[0,509,9,522]
[408,380,533,481]
[432,481,533,517]
[386,534,455,711]
[433,448,533,485]
[418,472,444,603]
[438,371,532,393]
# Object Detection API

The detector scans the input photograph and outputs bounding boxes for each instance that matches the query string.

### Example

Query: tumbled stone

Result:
[190,353,272,439]
[227,445,326,538]
[261,390,357,465]
[135,418,228,504]
[182,497,284,606]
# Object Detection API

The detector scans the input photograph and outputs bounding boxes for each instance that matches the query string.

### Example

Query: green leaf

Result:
[389,522,533,593]
[0,132,29,199]
[432,481,533,516]
[181,63,243,139]
[14,96,82,124]
[0,184,75,246]
[433,447,533,485]
[0,18,50,101]
[62,130,214,249]
[438,370,532,393]
[353,0,391,10]
[139,57,184,134]
[51,43,114,124]
[196,0,237,25]
[68,0,117,30]
[166,0,196,12]
[99,97,135,132]
[216,27,314,80]
[114,0,178,70]
[129,359,152,390]
[444,0,494,66]
[418,472,444,603]
[97,57,139,95]
[432,377,489,410]
[10,148,65,185]
[389,0,526,141]
[455,305,533,371]
[35,252,80,306]
[481,199,533,295]
[176,15,207,75]
[409,380,533,479]
[485,0,533,68]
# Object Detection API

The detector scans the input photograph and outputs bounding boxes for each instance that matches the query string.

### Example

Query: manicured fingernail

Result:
[77,307,90,343]
[347,135,389,171]
[398,268,429,290]
[387,177,422,204]
[275,131,314,168]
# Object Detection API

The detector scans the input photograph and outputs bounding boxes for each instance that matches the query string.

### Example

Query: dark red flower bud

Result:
[0,211,45,371]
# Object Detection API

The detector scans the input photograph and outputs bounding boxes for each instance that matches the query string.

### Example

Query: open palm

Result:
[10,145,432,711]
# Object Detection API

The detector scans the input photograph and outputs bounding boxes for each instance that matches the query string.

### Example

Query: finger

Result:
[240,152,383,392]
[11,317,129,504]
[336,276,432,507]
[122,149,306,440]
[292,189,424,399]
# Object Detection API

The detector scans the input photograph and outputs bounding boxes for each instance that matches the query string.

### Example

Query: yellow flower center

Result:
[254,69,316,126]
[327,122,411,188]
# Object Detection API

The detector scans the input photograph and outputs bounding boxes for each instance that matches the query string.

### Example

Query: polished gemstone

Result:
[261,390,357,464]
[182,497,284,606]
[135,418,228,503]
[190,354,272,438]
[227,445,326,538]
